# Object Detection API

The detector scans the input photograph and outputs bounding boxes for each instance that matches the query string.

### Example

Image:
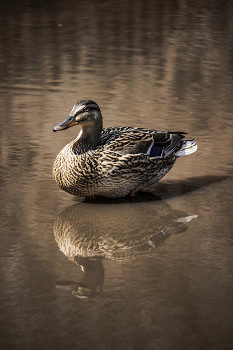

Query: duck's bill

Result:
[53,116,77,132]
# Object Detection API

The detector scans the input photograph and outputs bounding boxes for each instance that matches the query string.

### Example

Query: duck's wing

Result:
[100,127,186,157]
[103,130,154,154]
[101,126,162,142]
[100,126,138,145]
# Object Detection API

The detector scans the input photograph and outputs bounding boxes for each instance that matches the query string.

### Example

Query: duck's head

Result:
[53,100,102,132]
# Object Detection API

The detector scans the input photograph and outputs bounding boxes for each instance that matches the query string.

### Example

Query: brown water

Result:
[1,0,233,349]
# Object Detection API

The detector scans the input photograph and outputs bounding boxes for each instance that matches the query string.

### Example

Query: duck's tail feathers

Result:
[149,133,197,158]
[161,134,184,157]
[175,139,197,157]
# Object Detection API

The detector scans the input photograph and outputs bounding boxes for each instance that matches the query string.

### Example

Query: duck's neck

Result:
[72,123,103,155]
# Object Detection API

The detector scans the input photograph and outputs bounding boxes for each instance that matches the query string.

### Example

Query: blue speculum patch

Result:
[150,146,162,157]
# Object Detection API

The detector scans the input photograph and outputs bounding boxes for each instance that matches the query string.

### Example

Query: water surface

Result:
[0,1,233,349]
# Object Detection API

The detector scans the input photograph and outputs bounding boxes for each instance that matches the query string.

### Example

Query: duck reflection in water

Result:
[54,193,197,298]
[55,256,104,299]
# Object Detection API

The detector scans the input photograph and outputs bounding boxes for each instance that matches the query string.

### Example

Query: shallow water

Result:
[0,0,233,349]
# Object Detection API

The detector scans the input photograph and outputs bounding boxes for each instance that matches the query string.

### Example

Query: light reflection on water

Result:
[0,0,233,349]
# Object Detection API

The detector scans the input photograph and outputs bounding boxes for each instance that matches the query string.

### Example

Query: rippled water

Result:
[0,0,233,349]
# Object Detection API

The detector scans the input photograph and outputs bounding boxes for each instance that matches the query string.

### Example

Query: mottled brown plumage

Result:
[53,100,197,198]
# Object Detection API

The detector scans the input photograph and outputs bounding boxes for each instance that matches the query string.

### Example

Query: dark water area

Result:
[0,0,233,349]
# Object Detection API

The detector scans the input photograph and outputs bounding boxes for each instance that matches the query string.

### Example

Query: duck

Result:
[53,100,197,198]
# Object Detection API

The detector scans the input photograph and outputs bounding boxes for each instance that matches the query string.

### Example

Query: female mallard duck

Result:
[53,100,197,198]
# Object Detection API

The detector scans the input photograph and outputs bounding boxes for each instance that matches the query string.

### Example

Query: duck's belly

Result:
[53,149,176,198]
[95,166,174,198]
[53,160,128,197]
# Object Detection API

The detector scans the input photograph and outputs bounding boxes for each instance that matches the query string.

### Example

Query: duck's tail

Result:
[175,139,197,157]
[149,133,197,158]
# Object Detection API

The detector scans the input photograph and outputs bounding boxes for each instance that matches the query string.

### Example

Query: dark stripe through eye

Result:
[83,106,99,112]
